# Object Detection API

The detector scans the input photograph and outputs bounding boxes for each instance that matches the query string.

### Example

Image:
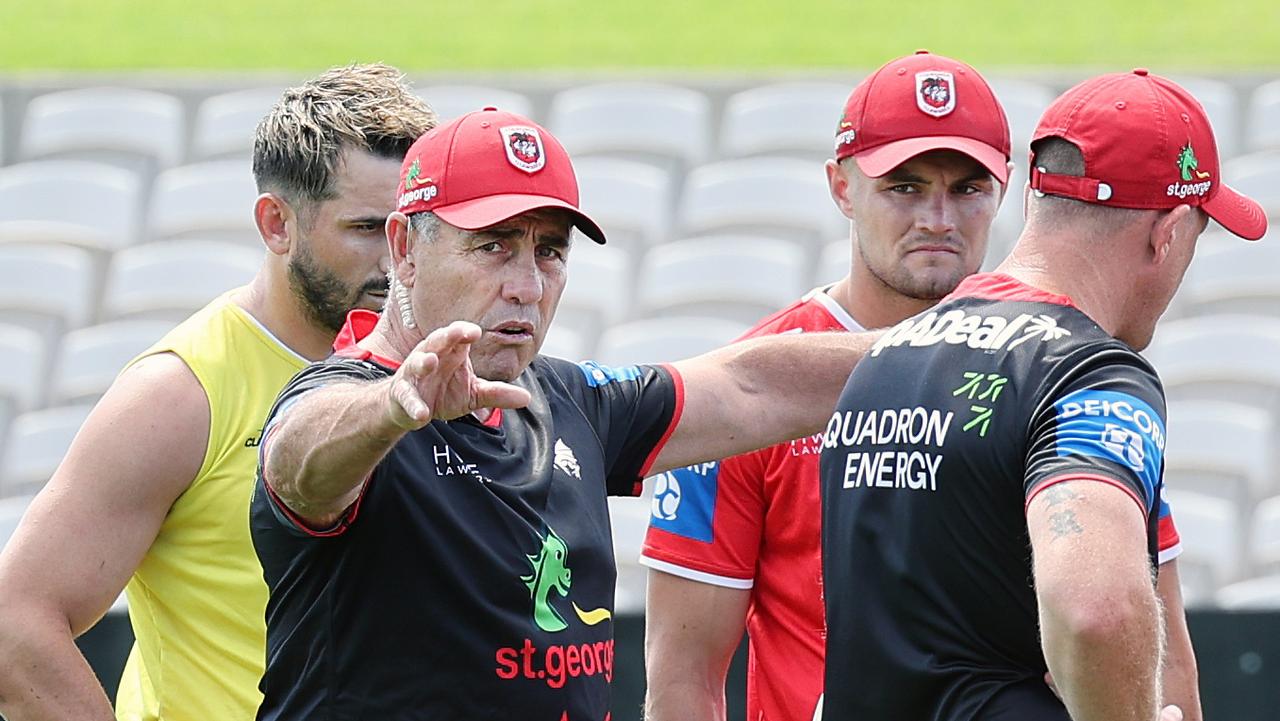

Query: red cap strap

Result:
[1029,166,1114,203]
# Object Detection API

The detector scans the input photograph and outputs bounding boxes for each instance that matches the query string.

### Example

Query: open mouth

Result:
[491,321,535,342]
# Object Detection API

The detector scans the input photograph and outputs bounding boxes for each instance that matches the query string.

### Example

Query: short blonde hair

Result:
[252,63,437,205]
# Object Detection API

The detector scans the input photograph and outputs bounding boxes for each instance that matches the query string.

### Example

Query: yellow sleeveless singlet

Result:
[113,291,307,721]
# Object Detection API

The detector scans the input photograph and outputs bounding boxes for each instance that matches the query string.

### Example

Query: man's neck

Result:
[236,269,340,362]
[995,234,1127,339]
[828,267,938,332]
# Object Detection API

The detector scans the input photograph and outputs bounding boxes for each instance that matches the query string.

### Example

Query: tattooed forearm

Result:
[1049,509,1084,539]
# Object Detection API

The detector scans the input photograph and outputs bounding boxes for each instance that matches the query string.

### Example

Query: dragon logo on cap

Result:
[915,71,956,117]
[500,125,546,173]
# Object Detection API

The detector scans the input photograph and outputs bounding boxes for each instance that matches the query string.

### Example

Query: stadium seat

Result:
[48,320,177,405]
[0,324,48,413]
[556,242,630,340]
[636,236,807,324]
[719,82,850,159]
[1145,315,1280,412]
[1222,151,1280,218]
[418,84,535,122]
[101,240,261,321]
[18,87,184,170]
[539,325,590,362]
[1163,400,1275,506]
[816,237,850,286]
[1167,76,1241,160]
[574,156,674,253]
[1245,79,1280,152]
[146,160,259,243]
[1252,495,1280,573]
[594,317,750,367]
[1178,231,1280,317]
[676,157,847,243]
[988,163,1027,267]
[0,160,144,251]
[0,404,94,495]
[988,78,1056,155]
[0,493,36,547]
[1215,574,1280,610]
[0,243,98,333]
[191,87,286,160]
[1163,489,1245,600]
[547,83,711,170]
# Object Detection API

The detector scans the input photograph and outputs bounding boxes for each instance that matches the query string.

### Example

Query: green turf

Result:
[1,0,1277,71]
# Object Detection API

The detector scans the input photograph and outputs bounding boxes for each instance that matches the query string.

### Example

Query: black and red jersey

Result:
[250,310,682,721]
[820,274,1170,721]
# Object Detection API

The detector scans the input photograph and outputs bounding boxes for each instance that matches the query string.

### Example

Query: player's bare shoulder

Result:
[49,351,211,502]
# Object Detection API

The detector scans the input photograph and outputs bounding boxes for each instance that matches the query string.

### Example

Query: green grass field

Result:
[2,0,1278,71]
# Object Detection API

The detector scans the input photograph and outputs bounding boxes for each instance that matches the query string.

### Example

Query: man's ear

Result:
[255,193,295,256]
[1149,204,1194,265]
[826,159,856,221]
[386,211,415,286]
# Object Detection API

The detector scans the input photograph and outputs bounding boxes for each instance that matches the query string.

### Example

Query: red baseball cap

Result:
[396,108,606,243]
[835,50,1011,183]
[1030,69,1267,241]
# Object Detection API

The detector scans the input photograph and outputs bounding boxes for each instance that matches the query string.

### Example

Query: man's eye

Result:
[537,246,565,260]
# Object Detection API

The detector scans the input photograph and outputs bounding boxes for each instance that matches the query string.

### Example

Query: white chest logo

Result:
[916,71,956,117]
[554,438,581,479]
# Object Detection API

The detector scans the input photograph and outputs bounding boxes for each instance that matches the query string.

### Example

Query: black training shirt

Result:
[251,310,681,721]
[820,274,1166,721]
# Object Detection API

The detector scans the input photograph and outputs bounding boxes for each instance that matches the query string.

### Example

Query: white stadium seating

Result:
[677,157,846,242]
[191,87,286,160]
[0,404,94,495]
[574,156,674,253]
[146,160,260,243]
[47,319,177,405]
[0,160,143,251]
[1246,79,1280,152]
[101,240,261,321]
[594,316,749,367]
[418,84,535,122]
[19,87,184,170]
[548,83,711,169]
[719,82,851,159]
[636,235,807,324]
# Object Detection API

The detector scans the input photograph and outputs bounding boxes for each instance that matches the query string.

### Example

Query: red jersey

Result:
[641,285,1183,721]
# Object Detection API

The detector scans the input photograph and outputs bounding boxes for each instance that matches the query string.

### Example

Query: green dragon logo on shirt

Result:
[521,526,611,633]
[1177,142,1211,182]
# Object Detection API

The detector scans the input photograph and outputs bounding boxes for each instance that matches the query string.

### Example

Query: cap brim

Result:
[433,193,607,244]
[854,136,1010,184]
[1202,183,1268,241]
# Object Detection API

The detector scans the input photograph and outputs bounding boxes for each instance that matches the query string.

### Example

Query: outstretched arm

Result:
[263,321,530,528]
[652,330,879,474]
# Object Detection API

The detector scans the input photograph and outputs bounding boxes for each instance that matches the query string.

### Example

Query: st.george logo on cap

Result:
[1029,68,1267,241]
[396,107,607,244]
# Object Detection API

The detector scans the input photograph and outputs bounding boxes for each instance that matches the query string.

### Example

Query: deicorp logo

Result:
[495,526,614,689]
[1053,389,1166,507]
